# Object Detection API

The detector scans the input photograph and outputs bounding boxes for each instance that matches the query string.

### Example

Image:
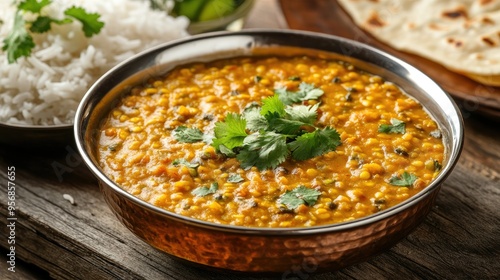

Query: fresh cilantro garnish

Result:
[191,182,218,197]
[18,0,50,13]
[173,126,204,143]
[2,12,34,63]
[288,127,341,161]
[211,87,341,170]
[378,118,406,134]
[278,186,321,210]
[288,76,301,81]
[237,131,289,170]
[275,82,324,105]
[172,159,200,169]
[285,103,319,124]
[227,173,244,183]
[30,16,57,33]
[2,0,104,63]
[64,7,104,37]
[389,172,417,187]
[261,94,286,117]
[212,113,247,151]
[243,106,268,131]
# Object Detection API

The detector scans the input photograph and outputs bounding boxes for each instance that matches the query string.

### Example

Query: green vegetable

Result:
[173,126,205,143]
[174,0,207,21]
[191,182,218,197]
[278,186,321,210]
[211,113,247,152]
[2,0,104,63]
[288,127,341,161]
[227,173,244,183]
[389,172,417,187]
[236,131,289,170]
[64,7,104,37]
[197,0,235,22]
[2,12,34,64]
[211,84,341,170]
[172,159,200,169]
[378,118,406,134]
[274,82,324,105]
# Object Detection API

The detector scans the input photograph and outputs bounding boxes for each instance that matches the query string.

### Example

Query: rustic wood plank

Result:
[244,0,288,29]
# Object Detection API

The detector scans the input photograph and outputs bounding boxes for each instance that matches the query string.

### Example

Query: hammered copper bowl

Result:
[74,30,463,273]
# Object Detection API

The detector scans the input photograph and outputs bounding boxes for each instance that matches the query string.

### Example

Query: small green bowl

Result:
[185,0,255,34]
[150,0,254,34]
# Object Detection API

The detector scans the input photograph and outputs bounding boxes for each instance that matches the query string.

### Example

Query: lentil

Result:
[98,52,445,228]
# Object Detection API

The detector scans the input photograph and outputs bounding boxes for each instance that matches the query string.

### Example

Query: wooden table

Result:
[1,1,499,279]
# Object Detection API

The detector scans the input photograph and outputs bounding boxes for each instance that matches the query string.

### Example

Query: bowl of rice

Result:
[0,0,189,146]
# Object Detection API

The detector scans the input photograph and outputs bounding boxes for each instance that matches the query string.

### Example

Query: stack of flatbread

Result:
[337,0,500,86]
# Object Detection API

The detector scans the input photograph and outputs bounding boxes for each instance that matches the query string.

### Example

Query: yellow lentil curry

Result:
[98,49,445,228]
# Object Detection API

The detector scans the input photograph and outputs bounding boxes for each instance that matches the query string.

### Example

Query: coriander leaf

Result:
[275,82,324,105]
[2,12,35,63]
[298,82,324,100]
[274,87,297,105]
[219,145,236,157]
[29,16,53,33]
[172,158,200,169]
[261,94,286,118]
[389,172,417,187]
[64,6,104,37]
[267,117,305,135]
[288,76,301,81]
[288,127,341,161]
[285,103,319,125]
[237,132,289,170]
[227,173,244,183]
[378,118,405,134]
[278,185,321,210]
[212,113,247,151]
[18,0,51,13]
[173,126,204,143]
[3,1,104,64]
[243,106,267,131]
[191,182,218,197]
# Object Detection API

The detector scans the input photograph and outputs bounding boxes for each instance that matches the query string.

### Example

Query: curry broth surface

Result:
[98,54,444,227]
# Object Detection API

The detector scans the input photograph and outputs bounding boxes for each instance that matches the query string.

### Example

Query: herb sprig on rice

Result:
[2,0,104,63]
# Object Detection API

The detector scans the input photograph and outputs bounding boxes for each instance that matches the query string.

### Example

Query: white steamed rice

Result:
[0,0,188,125]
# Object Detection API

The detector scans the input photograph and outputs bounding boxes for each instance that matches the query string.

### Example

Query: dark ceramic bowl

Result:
[0,122,73,148]
[74,30,464,273]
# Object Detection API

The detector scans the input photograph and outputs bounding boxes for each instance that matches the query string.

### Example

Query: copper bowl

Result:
[74,30,464,273]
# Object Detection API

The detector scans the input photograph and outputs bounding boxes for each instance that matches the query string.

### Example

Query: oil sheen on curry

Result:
[98,49,445,228]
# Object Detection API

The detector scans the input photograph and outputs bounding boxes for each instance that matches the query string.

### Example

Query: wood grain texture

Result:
[279,0,500,113]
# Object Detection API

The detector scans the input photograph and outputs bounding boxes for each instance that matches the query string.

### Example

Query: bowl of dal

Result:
[74,29,463,273]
